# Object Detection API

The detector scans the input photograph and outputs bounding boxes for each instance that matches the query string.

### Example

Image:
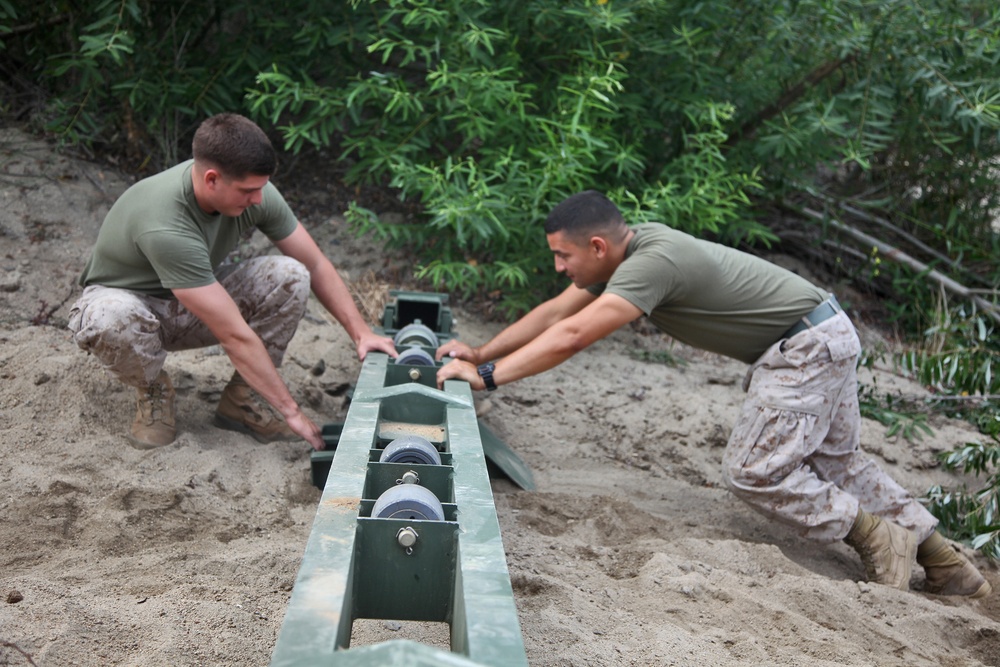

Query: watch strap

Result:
[477,362,497,391]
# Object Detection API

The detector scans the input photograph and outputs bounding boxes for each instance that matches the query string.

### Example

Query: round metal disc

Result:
[372,483,445,521]
[379,435,442,465]
[393,323,440,349]
[395,347,435,366]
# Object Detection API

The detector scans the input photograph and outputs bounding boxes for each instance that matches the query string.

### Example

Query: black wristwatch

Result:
[477,362,498,391]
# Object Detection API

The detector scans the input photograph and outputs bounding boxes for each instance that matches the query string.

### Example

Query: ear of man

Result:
[589,235,609,258]
[191,163,223,214]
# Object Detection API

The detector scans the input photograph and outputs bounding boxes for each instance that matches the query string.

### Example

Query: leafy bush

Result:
[925,432,1000,560]
[1,0,335,166]
[898,305,998,397]
[857,381,933,442]
[6,1,998,310]
[245,0,1000,316]
[247,1,771,315]
[860,300,999,553]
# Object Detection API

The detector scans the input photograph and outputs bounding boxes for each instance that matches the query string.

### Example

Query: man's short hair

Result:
[543,190,627,242]
[192,113,277,179]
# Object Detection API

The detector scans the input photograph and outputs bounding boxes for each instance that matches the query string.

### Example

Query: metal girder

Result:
[270,323,528,666]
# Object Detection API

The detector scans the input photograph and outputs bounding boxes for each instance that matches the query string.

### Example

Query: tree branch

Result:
[806,189,982,283]
[727,53,857,146]
[0,14,70,38]
[797,206,1000,324]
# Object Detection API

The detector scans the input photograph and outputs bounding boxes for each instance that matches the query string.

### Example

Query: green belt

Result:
[783,296,842,339]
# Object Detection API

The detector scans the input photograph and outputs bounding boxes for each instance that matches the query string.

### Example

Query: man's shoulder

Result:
[630,222,689,241]
[126,160,191,189]
[625,223,692,258]
[115,161,192,211]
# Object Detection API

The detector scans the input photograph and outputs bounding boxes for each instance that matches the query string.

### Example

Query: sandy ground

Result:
[1,126,998,667]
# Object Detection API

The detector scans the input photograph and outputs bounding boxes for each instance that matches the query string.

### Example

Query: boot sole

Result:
[213,413,297,444]
[126,433,175,450]
[969,580,992,599]
[928,576,993,599]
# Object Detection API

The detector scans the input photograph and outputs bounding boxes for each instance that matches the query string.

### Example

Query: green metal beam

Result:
[270,354,527,666]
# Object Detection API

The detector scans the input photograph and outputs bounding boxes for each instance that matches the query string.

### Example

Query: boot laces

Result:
[143,381,167,423]
[855,544,878,577]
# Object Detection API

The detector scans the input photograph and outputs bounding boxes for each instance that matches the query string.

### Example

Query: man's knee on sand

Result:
[721,458,786,506]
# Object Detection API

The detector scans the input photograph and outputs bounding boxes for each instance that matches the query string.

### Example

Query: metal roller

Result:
[380,434,442,465]
[393,322,440,349]
[395,347,435,366]
[372,483,445,521]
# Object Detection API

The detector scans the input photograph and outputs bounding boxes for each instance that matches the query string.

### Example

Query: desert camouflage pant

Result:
[68,256,310,388]
[723,309,939,544]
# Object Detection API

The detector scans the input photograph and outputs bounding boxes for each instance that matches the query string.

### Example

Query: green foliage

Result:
[857,385,934,442]
[248,1,782,312]
[247,0,1000,313]
[3,0,337,167]
[905,304,1000,557]
[924,431,1000,560]
[10,0,999,312]
[897,304,999,397]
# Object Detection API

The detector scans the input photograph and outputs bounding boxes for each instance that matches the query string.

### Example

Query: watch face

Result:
[477,363,497,390]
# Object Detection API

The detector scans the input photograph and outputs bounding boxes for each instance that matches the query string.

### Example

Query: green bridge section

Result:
[270,292,529,667]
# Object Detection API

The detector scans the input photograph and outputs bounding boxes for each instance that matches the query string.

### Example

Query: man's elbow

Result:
[216,327,259,353]
[559,325,596,355]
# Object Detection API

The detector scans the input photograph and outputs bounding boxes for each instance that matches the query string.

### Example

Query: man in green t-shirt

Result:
[435,190,990,599]
[69,113,397,451]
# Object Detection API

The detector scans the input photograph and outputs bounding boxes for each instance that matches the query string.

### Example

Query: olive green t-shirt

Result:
[79,160,298,297]
[587,223,828,364]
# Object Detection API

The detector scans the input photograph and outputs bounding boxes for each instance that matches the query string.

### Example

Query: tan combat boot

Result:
[128,370,176,449]
[213,372,297,443]
[917,531,992,598]
[844,509,917,590]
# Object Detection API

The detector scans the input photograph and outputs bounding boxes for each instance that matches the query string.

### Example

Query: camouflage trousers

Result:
[68,256,310,388]
[722,309,938,544]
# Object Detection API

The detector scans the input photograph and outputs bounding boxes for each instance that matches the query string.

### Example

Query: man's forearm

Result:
[221,333,300,419]
[310,261,373,344]
[172,281,304,419]
[489,322,579,384]
[474,293,642,387]
[475,297,574,362]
